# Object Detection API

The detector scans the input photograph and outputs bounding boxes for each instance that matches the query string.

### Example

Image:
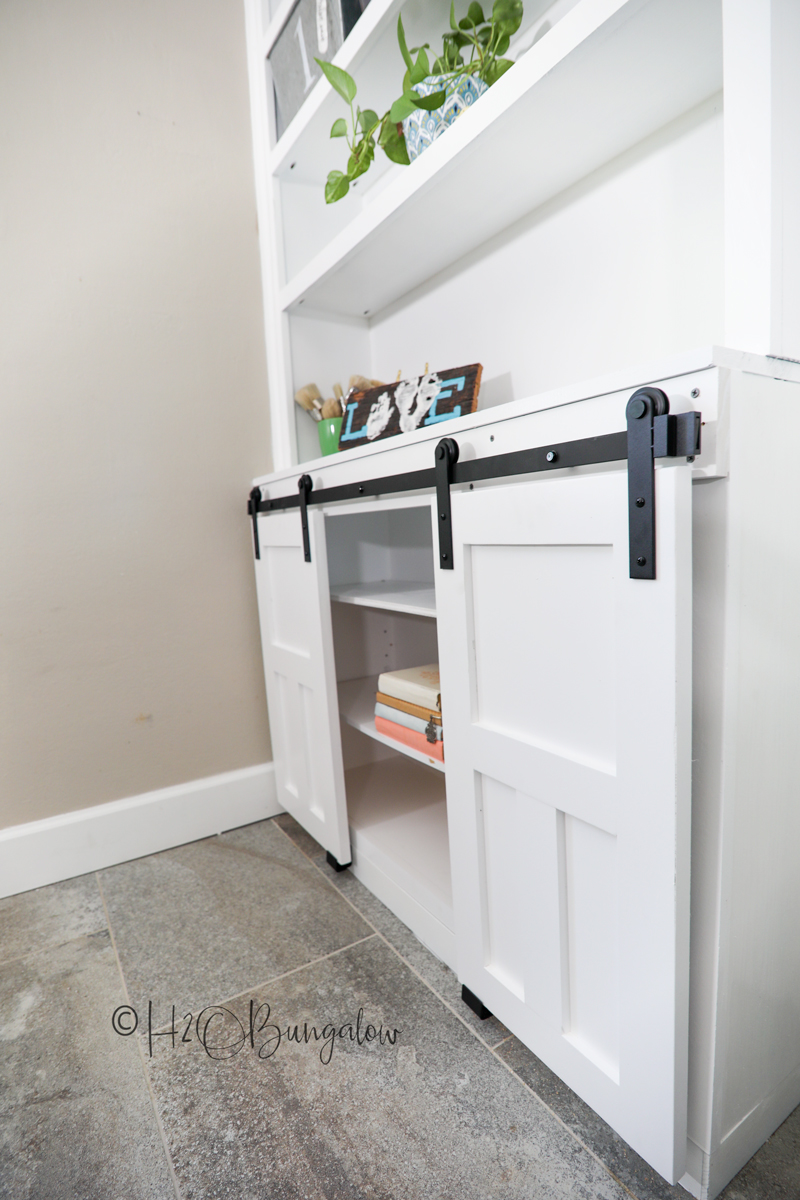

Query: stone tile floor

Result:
[1,813,798,1200]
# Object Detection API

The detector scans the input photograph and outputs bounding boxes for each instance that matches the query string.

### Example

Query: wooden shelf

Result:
[345,757,452,931]
[339,675,445,773]
[278,0,721,318]
[330,580,437,617]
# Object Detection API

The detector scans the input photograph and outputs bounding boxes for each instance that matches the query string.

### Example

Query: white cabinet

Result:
[242,0,800,1195]
[250,353,800,1198]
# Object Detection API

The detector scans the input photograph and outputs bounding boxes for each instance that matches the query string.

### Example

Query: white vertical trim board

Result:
[723,0,800,360]
[680,1061,800,1199]
[0,763,281,899]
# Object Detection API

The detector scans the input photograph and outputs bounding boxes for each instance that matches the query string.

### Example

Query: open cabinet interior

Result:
[325,499,456,967]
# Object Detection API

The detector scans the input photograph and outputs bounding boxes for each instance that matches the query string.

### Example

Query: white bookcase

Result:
[243,2,800,1197]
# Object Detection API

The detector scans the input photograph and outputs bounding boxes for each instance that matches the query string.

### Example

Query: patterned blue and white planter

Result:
[402,73,488,162]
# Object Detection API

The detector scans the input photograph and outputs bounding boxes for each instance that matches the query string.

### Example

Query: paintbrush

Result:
[294,383,323,421]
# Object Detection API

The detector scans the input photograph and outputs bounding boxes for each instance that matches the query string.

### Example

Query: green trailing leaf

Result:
[347,137,375,180]
[434,45,464,72]
[492,0,523,34]
[483,56,513,85]
[412,88,447,111]
[397,13,414,71]
[359,108,379,132]
[325,170,350,203]
[437,31,466,68]
[315,58,357,104]
[320,0,522,203]
[379,118,410,165]
[389,93,422,122]
[409,46,430,85]
[390,87,448,122]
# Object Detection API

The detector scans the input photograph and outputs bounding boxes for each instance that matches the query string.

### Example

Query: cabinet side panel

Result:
[713,374,800,1153]
[686,477,730,1156]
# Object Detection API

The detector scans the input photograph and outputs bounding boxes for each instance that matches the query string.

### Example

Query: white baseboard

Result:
[0,763,281,899]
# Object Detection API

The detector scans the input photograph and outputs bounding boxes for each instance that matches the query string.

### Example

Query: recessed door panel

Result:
[563,813,620,1081]
[471,542,616,770]
[479,773,564,1026]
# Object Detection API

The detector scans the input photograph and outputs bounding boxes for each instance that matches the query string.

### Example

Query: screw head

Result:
[628,397,647,420]
[691,387,700,399]
[636,496,645,507]
[546,450,557,463]
[637,556,647,566]
[440,512,447,520]
[441,552,448,561]
[358,485,364,493]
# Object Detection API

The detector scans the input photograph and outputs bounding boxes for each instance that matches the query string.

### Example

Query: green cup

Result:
[318,416,343,456]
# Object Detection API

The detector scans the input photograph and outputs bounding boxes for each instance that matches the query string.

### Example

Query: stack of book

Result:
[374,664,443,763]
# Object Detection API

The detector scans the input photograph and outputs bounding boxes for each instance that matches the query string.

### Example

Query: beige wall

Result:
[0,0,273,827]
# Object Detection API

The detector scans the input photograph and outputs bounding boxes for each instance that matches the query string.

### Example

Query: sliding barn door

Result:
[436,463,692,1183]
[253,506,350,864]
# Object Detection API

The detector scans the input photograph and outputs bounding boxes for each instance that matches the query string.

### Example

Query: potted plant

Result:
[316,0,523,203]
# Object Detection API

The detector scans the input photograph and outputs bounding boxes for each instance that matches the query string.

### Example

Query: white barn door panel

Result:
[254,507,350,865]
[436,464,692,1183]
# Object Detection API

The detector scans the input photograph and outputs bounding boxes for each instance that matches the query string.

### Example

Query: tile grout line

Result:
[0,921,110,971]
[2,829,659,1200]
[146,933,379,1035]
[269,818,645,1200]
[95,871,186,1200]
[485,1043,644,1200]
[0,943,90,971]
[270,820,523,1051]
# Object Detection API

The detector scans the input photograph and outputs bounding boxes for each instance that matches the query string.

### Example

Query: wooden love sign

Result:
[338,364,482,449]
